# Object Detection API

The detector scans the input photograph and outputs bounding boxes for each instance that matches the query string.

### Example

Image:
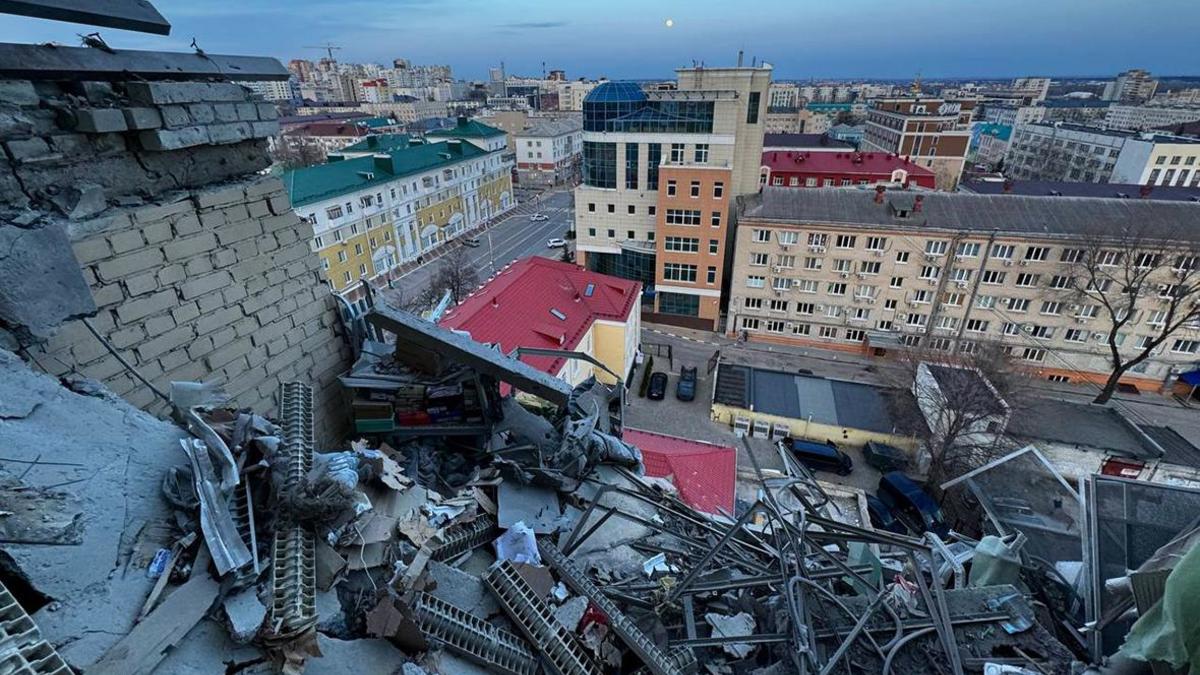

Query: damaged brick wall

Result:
[2,77,350,443]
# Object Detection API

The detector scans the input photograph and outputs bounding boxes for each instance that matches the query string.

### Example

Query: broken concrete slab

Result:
[0,475,84,544]
[553,596,588,632]
[223,588,266,643]
[0,223,96,343]
[308,635,409,674]
[497,480,564,534]
[705,612,756,659]
[427,560,498,620]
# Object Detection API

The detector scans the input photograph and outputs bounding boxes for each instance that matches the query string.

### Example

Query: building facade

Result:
[1104,69,1159,103]
[1104,104,1200,132]
[574,66,772,329]
[514,117,583,186]
[860,96,976,190]
[727,188,1200,391]
[285,137,514,300]
[759,150,937,190]
[763,107,831,135]
[1005,123,1200,186]
[970,122,1013,168]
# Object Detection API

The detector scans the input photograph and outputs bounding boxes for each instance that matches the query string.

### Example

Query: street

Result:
[383,190,574,305]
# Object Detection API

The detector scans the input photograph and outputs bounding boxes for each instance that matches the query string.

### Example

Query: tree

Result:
[884,342,1023,488]
[432,247,479,304]
[1055,226,1200,404]
[393,282,442,315]
[270,140,325,170]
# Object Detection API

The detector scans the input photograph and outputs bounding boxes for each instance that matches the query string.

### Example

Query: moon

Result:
[665,18,674,27]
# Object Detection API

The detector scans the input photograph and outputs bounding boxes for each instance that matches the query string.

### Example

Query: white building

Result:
[1103,69,1159,103]
[514,117,583,186]
[236,79,292,102]
[1006,123,1200,186]
[1104,104,1200,131]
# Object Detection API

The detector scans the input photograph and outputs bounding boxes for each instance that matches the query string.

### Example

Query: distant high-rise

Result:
[1010,76,1050,103]
[1103,69,1159,103]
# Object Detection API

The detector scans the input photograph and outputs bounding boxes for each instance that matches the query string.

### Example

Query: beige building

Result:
[557,80,600,111]
[727,187,1200,393]
[860,96,977,189]
[764,107,830,135]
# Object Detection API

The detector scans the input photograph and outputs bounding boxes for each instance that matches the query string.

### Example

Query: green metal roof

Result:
[426,117,505,139]
[284,140,488,207]
[335,134,414,154]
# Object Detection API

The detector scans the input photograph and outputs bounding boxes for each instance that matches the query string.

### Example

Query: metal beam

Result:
[368,305,574,406]
[0,42,288,81]
[0,0,170,35]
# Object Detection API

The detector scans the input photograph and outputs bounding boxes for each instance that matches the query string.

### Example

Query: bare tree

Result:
[270,140,326,170]
[393,282,442,315]
[432,247,480,304]
[884,341,1023,488]
[1055,226,1200,404]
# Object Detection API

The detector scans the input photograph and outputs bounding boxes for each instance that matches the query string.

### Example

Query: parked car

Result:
[530,213,550,222]
[863,441,910,473]
[877,471,949,537]
[866,494,907,534]
[647,372,668,400]
[783,438,853,475]
[675,366,697,401]
[546,238,567,248]
[461,236,482,247]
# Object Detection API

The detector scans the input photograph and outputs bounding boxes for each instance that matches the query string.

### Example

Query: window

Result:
[1002,322,1021,336]
[607,229,615,238]
[670,143,685,163]
[906,313,927,327]
[627,230,635,240]
[703,266,716,284]
[713,182,724,199]
[1041,301,1062,315]
[690,181,701,198]
[860,261,882,275]
[778,231,798,245]
[936,316,960,331]
[890,276,903,289]
[866,236,887,251]
[896,251,910,264]
[587,228,596,237]
[742,317,760,330]
[1097,250,1122,266]
[794,323,812,336]
[753,229,771,243]
[925,240,948,256]
[944,292,963,307]
[912,290,931,304]
[1147,310,1167,327]
[1134,253,1163,269]
[625,143,639,189]
[628,205,636,215]
[1024,246,1049,261]
[951,268,972,283]
[956,242,981,257]
[777,254,796,268]
[827,282,847,296]
[981,270,1006,285]
[804,257,823,270]
[991,243,1014,259]
[648,232,655,241]
[665,209,702,225]
[796,280,818,293]
[835,234,856,249]
[1078,304,1099,318]
[607,204,615,213]
[1029,325,1053,338]
[1009,298,1030,312]
[884,299,897,310]
[337,250,347,263]
[796,302,815,315]
[1016,273,1039,287]
[647,144,662,190]
[855,285,877,300]
[851,307,871,321]
[966,319,989,333]
[773,176,784,186]
[919,265,940,280]
[833,259,852,273]
[709,239,719,254]
[1021,348,1046,362]
[342,270,352,284]
[747,91,761,124]
[313,236,324,248]
[746,276,766,288]
[846,329,866,342]
[321,258,329,271]
[808,233,828,248]
[819,326,838,339]
[354,243,363,256]
[662,263,697,282]
[588,203,596,212]
[658,292,700,316]
[750,252,769,266]
[766,320,786,333]
[773,277,792,291]
[1172,339,1200,354]
[666,180,677,196]
[694,144,709,163]
[976,294,996,309]
[649,206,656,216]
[358,263,367,276]
[1060,248,1085,263]
[326,205,344,219]
[1064,329,1086,343]
[664,236,699,252]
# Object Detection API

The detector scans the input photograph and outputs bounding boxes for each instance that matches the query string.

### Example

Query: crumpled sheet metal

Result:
[171,381,239,493]
[179,438,252,575]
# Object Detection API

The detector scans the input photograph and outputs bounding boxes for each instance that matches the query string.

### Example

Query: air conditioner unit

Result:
[1093,332,1107,341]
[924,254,938,261]
[956,281,968,288]
[907,300,919,307]
[954,255,967,262]
[1003,259,1014,266]
[773,266,783,273]
[889,325,901,332]
[1001,297,1012,305]
[840,272,850,278]
[816,304,826,311]
[897,313,908,322]
[872,250,883,257]
[854,272,867,279]
[781,245,792,252]
[1075,316,1089,323]
[927,278,937,285]
[866,297,876,304]
[1018,259,1030,266]
[1023,324,1035,333]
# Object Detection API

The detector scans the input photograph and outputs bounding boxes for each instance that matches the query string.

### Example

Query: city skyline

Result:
[1,0,1198,81]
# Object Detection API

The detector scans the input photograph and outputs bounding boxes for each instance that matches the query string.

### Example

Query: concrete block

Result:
[109,325,146,350]
[49,183,108,220]
[255,103,279,121]
[0,109,35,140]
[249,120,279,138]
[75,81,114,104]
[180,270,233,300]
[214,219,263,246]
[144,314,176,337]
[91,132,126,154]
[212,103,239,123]
[157,264,186,286]
[223,285,248,305]
[91,283,124,308]
[171,301,201,325]
[127,81,248,105]
[122,107,163,131]
[0,223,98,343]
[195,305,243,336]
[4,136,53,162]
[48,133,91,157]
[159,105,191,129]
[244,178,284,198]
[185,335,214,360]
[187,103,216,124]
[207,122,252,145]
[194,183,246,209]
[138,126,209,152]
[114,288,176,324]
[75,108,128,134]
[132,198,194,225]
[267,194,292,216]
[184,255,214,276]
[212,248,238,268]
[73,236,111,264]
[142,220,173,244]
[164,232,218,261]
[172,214,202,236]
[0,80,38,106]
[158,348,189,372]
[123,271,159,297]
[136,324,195,361]
[96,248,164,282]
[235,102,258,121]
[209,325,237,349]
[108,229,144,255]
[196,292,224,314]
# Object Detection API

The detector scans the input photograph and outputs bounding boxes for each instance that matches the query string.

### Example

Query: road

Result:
[382,189,575,305]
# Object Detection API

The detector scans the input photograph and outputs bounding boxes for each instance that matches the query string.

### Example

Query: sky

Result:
[1,0,1198,81]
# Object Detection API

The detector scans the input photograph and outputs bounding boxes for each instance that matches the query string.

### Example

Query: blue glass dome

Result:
[583,81,647,104]
[583,82,648,132]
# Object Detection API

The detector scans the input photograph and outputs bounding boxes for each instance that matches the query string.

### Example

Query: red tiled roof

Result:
[439,257,640,377]
[624,428,736,515]
[761,150,936,178]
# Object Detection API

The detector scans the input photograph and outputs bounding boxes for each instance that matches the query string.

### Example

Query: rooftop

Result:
[974,122,1013,141]
[1006,399,1158,459]
[583,81,647,104]
[763,133,855,151]
[281,120,372,139]
[515,116,582,138]
[761,149,938,179]
[1018,121,1200,144]
[623,428,735,514]
[426,116,506,139]
[332,133,415,154]
[438,258,641,377]
[747,186,1200,242]
[714,364,902,434]
[962,178,1200,202]
[284,139,487,206]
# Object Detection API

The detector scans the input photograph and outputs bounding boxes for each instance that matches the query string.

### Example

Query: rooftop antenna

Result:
[304,42,342,61]
[737,50,744,67]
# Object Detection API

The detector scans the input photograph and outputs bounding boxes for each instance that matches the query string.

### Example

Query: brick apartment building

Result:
[860,96,977,189]
[758,149,937,190]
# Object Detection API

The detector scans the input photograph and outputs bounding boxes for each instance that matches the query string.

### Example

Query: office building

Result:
[557,80,600,112]
[1103,69,1159,103]
[514,117,583,186]
[764,107,831,134]
[574,65,772,329]
[727,187,1200,391]
[1006,123,1200,186]
[860,96,976,189]
[1104,104,1200,132]
[284,137,514,298]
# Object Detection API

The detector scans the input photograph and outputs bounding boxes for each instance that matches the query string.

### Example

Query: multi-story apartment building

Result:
[728,188,1200,391]
[236,79,293,102]
[574,65,772,329]
[970,122,1013,168]
[514,117,583,186]
[982,104,1045,127]
[1010,77,1051,103]
[1039,99,1111,125]
[1104,104,1200,132]
[1006,123,1200,186]
[759,149,937,190]
[1103,69,1159,103]
[284,137,514,300]
[764,107,830,135]
[557,80,600,111]
[860,96,976,189]
[426,117,508,153]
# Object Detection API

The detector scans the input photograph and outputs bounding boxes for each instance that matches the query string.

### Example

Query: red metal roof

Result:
[761,150,936,179]
[439,257,640,377]
[624,428,736,515]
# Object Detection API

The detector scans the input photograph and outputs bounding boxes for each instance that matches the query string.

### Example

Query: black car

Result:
[877,472,949,537]
[675,366,697,401]
[783,438,853,475]
[866,494,907,534]
[863,441,910,473]
[647,372,668,400]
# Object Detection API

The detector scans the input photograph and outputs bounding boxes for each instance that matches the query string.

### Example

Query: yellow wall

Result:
[321,230,375,291]
[416,194,465,234]
[591,322,628,385]
[710,402,920,452]
[479,174,513,214]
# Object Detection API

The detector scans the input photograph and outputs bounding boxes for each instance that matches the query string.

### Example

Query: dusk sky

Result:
[2,0,1198,81]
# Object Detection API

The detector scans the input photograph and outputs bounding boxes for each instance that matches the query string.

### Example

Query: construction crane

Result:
[304,43,342,61]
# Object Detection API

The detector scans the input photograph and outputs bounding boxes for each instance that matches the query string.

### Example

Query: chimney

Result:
[1003,179,1013,193]
[874,185,886,204]
[491,297,499,308]
[913,195,924,212]
[1140,184,1153,199]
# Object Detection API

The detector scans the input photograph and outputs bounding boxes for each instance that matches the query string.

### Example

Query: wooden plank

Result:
[0,0,171,35]
[88,574,219,675]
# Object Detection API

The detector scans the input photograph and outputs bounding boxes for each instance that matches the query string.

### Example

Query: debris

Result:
[494,521,541,565]
[136,532,198,621]
[498,480,565,534]
[365,595,427,651]
[0,477,84,545]
[705,612,756,659]
[553,596,588,632]
[224,588,268,643]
